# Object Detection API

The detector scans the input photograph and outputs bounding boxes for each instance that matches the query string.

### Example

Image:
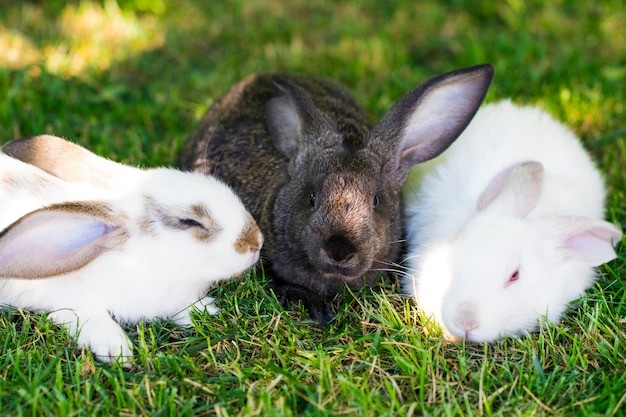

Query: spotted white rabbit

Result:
[402,100,622,342]
[0,135,263,364]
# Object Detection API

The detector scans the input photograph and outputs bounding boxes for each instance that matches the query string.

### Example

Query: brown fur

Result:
[179,66,494,324]
[235,218,263,255]
[2,135,117,188]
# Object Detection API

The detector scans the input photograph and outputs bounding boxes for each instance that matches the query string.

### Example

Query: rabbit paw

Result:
[267,281,335,326]
[172,296,220,327]
[49,309,134,366]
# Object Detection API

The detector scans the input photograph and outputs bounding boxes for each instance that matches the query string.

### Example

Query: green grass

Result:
[1,0,625,415]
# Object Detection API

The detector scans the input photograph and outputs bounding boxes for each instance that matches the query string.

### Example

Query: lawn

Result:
[0,0,625,415]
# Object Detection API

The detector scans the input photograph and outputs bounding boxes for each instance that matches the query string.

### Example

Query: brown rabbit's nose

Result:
[323,235,357,264]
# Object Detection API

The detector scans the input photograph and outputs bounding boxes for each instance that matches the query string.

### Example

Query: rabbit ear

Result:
[476,161,544,218]
[2,135,127,188]
[266,77,336,170]
[543,217,622,266]
[370,64,494,186]
[0,202,128,279]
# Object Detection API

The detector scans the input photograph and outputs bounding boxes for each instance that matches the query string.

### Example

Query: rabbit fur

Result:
[0,135,263,364]
[178,64,495,324]
[402,100,623,342]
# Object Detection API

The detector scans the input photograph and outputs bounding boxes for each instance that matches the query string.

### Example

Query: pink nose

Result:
[249,248,260,265]
[454,303,479,337]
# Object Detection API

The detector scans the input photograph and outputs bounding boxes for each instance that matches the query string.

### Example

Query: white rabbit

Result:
[402,100,622,342]
[0,135,263,364]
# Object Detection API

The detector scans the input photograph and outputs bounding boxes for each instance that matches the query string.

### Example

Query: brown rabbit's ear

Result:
[2,135,127,188]
[369,64,495,187]
[265,77,336,171]
[0,202,128,279]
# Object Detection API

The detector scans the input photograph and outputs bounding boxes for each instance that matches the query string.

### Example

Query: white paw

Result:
[171,296,220,327]
[80,321,134,365]
[49,309,133,366]
[195,296,220,316]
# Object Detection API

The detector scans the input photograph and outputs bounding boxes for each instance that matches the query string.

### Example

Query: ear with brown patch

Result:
[2,135,129,188]
[0,202,129,278]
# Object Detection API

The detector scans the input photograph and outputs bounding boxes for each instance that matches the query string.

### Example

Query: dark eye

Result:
[373,195,379,208]
[178,218,204,229]
[309,191,316,208]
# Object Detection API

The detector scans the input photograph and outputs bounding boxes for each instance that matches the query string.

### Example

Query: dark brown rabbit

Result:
[178,64,494,324]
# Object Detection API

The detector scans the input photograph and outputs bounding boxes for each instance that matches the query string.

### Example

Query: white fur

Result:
[402,100,622,342]
[0,136,263,364]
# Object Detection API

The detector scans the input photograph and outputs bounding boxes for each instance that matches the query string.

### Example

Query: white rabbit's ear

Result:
[2,135,128,188]
[476,161,544,217]
[370,64,494,186]
[266,77,336,170]
[544,217,623,266]
[0,202,128,279]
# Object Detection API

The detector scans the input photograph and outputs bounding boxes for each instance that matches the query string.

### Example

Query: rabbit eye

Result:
[505,269,520,287]
[309,192,316,208]
[373,195,379,208]
[178,218,204,229]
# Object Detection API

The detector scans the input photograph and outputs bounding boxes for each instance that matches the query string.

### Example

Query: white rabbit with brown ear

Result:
[402,100,622,342]
[0,135,263,364]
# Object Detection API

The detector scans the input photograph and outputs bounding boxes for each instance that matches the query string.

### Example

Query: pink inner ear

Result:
[563,227,621,267]
[476,161,543,217]
[477,164,517,211]
[0,206,127,278]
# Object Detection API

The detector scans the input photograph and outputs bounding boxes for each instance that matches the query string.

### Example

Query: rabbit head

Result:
[429,162,622,341]
[266,66,495,304]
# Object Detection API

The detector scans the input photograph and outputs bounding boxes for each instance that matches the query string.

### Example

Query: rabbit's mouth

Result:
[306,234,374,278]
[315,254,371,279]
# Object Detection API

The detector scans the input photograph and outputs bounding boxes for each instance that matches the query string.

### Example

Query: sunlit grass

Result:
[0,0,625,416]
[0,1,163,76]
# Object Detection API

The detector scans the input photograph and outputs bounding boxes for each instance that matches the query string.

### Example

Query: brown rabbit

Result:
[178,64,494,324]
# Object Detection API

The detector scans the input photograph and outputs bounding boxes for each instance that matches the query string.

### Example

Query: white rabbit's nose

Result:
[235,218,264,255]
[453,303,480,337]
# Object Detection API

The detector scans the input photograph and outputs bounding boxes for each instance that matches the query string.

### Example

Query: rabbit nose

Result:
[454,303,479,336]
[323,235,357,264]
[235,220,263,255]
